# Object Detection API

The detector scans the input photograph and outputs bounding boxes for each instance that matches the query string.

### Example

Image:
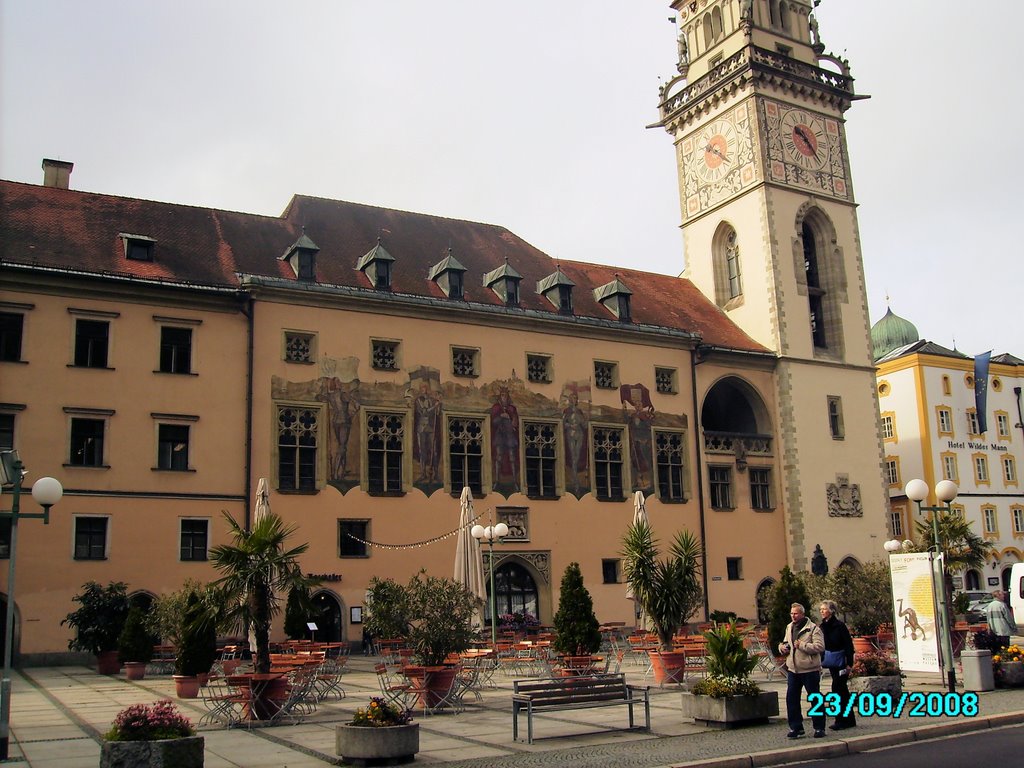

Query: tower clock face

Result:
[693,119,738,184]
[780,109,828,170]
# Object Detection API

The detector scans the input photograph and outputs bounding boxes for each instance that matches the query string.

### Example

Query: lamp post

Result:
[470,520,508,648]
[904,477,958,693]
[0,450,62,761]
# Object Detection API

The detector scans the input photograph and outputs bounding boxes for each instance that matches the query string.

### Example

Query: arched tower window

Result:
[703,14,715,48]
[779,2,790,32]
[712,221,742,308]
[795,206,848,359]
[769,1,780,27]
[712,7,723,40]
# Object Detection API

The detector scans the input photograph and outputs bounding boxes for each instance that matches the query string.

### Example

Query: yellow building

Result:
[1,1,890,662]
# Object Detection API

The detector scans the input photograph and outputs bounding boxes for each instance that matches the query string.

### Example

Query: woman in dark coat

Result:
[819,600,856,730]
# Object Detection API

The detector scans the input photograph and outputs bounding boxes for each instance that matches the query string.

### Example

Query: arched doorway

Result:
[488,561,539,624]
[309,591,343,643]
[1002,566,1012,594]
[965,570,981,590]
[755,578,775,624]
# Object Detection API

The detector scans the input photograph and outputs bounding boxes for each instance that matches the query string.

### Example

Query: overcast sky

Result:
[2,1,1020,357]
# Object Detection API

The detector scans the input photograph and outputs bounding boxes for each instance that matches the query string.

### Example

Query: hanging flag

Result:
[974,351,991,434]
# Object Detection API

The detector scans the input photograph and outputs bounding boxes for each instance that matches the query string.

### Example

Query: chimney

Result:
[42,158,73,189]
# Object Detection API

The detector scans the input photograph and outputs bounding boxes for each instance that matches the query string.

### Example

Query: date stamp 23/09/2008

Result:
[807,692,979,719]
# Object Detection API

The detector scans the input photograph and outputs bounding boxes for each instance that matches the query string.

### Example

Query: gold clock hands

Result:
[704,143,730,163]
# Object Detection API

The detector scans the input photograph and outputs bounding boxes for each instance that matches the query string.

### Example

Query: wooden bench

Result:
[511,673,650,744]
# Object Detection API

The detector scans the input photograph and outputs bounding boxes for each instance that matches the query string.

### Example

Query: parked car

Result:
[957,591,995,624]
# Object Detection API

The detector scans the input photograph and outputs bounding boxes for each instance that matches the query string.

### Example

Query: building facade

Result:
[874,329,1024,593]
[1,1,891,661]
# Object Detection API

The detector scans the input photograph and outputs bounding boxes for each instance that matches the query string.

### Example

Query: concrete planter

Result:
[998,660,1024,687]
[849,674,902,697]
[680,691,779,728]
[100,735,204,768]
[123,662,147,681]
[336,723,419,766]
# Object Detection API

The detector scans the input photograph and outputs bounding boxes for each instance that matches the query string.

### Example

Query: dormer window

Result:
[428,249,468,301]
[483,260,522,307]
[119,233,156,262]
[356,240,396,291]
[537,269,575,315]
[593,277,633,322]
[280,232,320,282]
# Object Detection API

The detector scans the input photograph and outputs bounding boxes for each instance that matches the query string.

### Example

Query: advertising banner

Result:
[888,552,941,673]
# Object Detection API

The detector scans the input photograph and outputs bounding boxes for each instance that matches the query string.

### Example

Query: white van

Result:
[1011,563,1024,629]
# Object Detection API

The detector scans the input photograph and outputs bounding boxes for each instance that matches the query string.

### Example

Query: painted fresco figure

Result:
[490,387,520,491]
[621,384,655,492]
[562,390,589,495]
[413,383,442,483]
[318,378,359,480]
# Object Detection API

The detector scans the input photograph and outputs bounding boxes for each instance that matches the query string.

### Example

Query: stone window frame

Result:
[363,407,409,496]
[0,303,31,363]
[154,315,201,376]
[602,558,621,584]
[726,557,743,581]
[370,338,401,372]
[526,353,553,384]
[884,456,901,488]
[880,411,897,442]
[827,396,844,440]
[981,505,999,538]
[654,428,688,503]
[283,329,317,365]
[69,307,118,369]
[339,519,370,558]
[446,412,487,497]
[593,360,618,390]
[749,466,773,510]
[73,515,110,561]
[274,401,326,494]
[973,452,990,485]
[654,367,678,395]
[995,411,1011,440]
[941,451,959,484]
[1011,505,1024,536]
[1003,455,1018,487]
[451,346,480,378]
[64,406,114,469]
[591,423,627,502]
[936,406,954,437]
[179,518,209,562]
[523,419,561,500]
[708,464,733,510]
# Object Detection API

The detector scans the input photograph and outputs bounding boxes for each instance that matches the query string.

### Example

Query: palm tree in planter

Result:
[209,510,317,674]
[621,519,703,684]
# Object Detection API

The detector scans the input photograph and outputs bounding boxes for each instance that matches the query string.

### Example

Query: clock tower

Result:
[657,0,889,570]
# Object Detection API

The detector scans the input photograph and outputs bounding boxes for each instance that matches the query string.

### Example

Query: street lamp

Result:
[0,450,62,761]
[904,477,958,693]
[470,520,508,648]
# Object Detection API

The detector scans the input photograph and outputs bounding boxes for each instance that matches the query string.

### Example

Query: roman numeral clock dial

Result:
[781,109,827,170]
[692,119,738,184]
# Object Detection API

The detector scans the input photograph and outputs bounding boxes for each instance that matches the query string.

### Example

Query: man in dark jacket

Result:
[820,600,856,730]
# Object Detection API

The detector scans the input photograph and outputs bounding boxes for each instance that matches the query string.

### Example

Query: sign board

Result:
[306,622,318,631]
[888,552,941,674]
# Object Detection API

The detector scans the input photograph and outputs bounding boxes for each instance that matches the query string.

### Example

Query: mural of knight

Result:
[561,382,591,499]
[621,383,655,495]
[489,385,521,495]
[407,366,443,496]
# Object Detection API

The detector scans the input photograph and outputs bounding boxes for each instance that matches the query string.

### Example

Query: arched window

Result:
[779,1,790,32]
[756,578,776,624]
[712,7,723,40]
[703,14,715,48]
[965,570,981,590]
[796,206,848,358]
[487,561,539,623]
[712,222,742,308]
[769,1,780,27]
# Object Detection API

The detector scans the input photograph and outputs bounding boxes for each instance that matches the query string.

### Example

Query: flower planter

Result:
[123,662,147,681]
[100,735,204,768]
[849,674,902,697]
[173,675,201,699]
[680,691,779,729]
[336,723,419,766]
[96,650,122,675]
[403,666,459,710]
[852,636,875,655]
[998,660,1024,687]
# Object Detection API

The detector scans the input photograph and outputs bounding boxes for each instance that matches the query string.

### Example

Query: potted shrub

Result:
[62,581,130,674]
[552,562,602,657]
[993,643,1024,687]
[364,576,411,645]
[101,700,203,768]
[849,651,902,696]
[621,519,703,685]
[681,621,779,728]
[335,696,417,764]
[173,592,218,698]
[118,605,154,681]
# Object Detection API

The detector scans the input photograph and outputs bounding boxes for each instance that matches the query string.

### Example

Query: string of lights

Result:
[342,507,489,550]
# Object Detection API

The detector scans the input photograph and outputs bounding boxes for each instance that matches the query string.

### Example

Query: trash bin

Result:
[961,649,994,691]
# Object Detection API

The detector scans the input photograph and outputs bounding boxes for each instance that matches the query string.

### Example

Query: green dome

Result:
[871,307,920,360]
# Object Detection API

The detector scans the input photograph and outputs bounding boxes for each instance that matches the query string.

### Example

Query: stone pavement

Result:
[6,654,1024,768]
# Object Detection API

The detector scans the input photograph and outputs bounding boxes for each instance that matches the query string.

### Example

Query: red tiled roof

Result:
[0,180,767,353]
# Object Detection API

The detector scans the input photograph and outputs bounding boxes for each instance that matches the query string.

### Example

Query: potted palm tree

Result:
[621,519,703,685]
[209,510,317,718]
[62,581,131,674]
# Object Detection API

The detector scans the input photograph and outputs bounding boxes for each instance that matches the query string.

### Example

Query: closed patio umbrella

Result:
[248,478,272,653]
[454,487,488,625]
